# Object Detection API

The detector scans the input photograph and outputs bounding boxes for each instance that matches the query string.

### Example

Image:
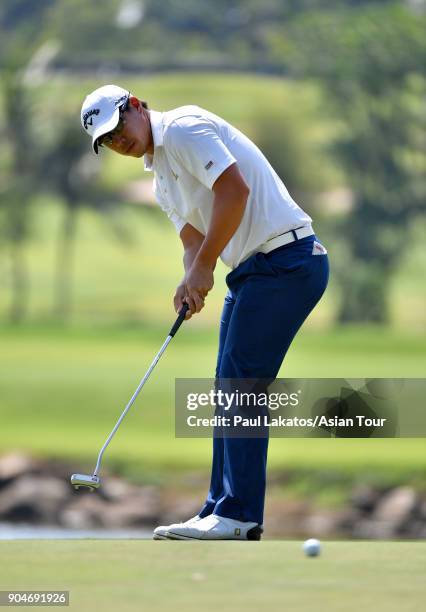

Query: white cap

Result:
[81,84,130,154]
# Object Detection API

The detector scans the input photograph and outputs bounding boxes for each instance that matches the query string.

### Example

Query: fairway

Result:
[1,541,425,611]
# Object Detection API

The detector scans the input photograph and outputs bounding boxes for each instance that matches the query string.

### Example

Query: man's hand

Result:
[174,262,214,319]
[185,261,214,315]
[173,282,188,317]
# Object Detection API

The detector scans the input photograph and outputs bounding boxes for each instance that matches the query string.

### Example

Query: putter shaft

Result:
[93,334,172,476]
[91,303,189,478]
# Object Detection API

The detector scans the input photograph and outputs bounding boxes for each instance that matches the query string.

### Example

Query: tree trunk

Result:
[9,240,29,324]
[53,205,77,321]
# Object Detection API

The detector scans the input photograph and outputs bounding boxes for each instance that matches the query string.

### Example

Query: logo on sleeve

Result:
[205,160,214,170]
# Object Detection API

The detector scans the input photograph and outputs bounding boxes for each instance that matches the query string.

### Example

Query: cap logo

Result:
[114,94,128,107]
[83,108,100,130]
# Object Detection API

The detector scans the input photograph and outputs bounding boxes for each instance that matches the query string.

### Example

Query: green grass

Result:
[1,541,425,611]
[0,201,231,328]
[0,324,425,483]
[1,200,425,330]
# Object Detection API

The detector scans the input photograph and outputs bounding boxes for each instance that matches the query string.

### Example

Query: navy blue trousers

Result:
[199,235,329,524]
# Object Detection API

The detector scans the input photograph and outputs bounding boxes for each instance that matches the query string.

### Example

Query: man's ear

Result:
[129,96,140,110]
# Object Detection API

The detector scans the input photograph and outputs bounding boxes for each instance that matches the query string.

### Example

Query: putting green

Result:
[0,541,425,611]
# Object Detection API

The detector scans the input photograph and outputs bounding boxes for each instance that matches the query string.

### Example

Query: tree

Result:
[39,118,136,322]
[0,0,137,323]
[249,85,341,214]
[286,3,426,322]
[0,70,38,322]
[0,0,55,322]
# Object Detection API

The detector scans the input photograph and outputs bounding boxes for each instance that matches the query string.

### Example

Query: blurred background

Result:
[0,0,425,539]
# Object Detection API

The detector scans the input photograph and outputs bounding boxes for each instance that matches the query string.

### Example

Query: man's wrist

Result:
[194,250,217,270]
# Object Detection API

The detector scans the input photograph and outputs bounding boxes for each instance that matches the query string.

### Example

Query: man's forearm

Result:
[178,164,249,313]
[183,244,202,274]
[195,193,247,269]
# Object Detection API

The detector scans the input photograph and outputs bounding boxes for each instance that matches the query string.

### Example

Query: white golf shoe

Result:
[166,514,263,540]
[153,515,201,540]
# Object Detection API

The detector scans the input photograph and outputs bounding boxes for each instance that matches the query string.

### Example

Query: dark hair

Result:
[141,100,149,109]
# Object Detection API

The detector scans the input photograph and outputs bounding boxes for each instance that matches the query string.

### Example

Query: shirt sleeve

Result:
[165,117,237,190]
[167,209,186,234]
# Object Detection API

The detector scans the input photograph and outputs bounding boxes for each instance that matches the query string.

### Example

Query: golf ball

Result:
[303,538,321,557]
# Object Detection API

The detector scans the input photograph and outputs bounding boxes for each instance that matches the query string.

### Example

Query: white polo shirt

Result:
[144,106,312,269]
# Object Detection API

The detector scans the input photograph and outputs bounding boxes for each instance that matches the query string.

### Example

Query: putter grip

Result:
[169,303,190,337]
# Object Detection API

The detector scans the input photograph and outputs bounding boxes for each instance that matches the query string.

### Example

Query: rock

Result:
[373,487,418,524]
[0,454,42,487]
[350,485,382,514]
[102,496,160,528]
[0,453,424,539]
[38,458,82,482]
[0,476,70,523]
[60,487,161,529]
[335,508,363,532]
[100,477,143,501]
[264,499,311,538]
[418,499,426,521]
[352,520,398,540]
[302,510,347,538]
[59,495,109,529]
[103,485,161,527]
[159,497,206,527]
[401,520,426,539]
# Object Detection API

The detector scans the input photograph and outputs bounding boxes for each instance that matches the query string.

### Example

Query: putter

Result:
[71,303,190,491]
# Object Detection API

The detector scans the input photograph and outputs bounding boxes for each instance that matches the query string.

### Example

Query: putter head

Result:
[70,473,100,491]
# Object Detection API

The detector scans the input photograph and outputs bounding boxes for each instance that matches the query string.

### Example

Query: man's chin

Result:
[114,142,143,158]
[127,143,143,158]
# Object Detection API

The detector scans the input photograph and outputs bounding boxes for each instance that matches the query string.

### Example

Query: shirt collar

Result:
[144,109,163,171]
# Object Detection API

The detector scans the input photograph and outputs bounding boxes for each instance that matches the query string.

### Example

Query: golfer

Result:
[81,85,329,540]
